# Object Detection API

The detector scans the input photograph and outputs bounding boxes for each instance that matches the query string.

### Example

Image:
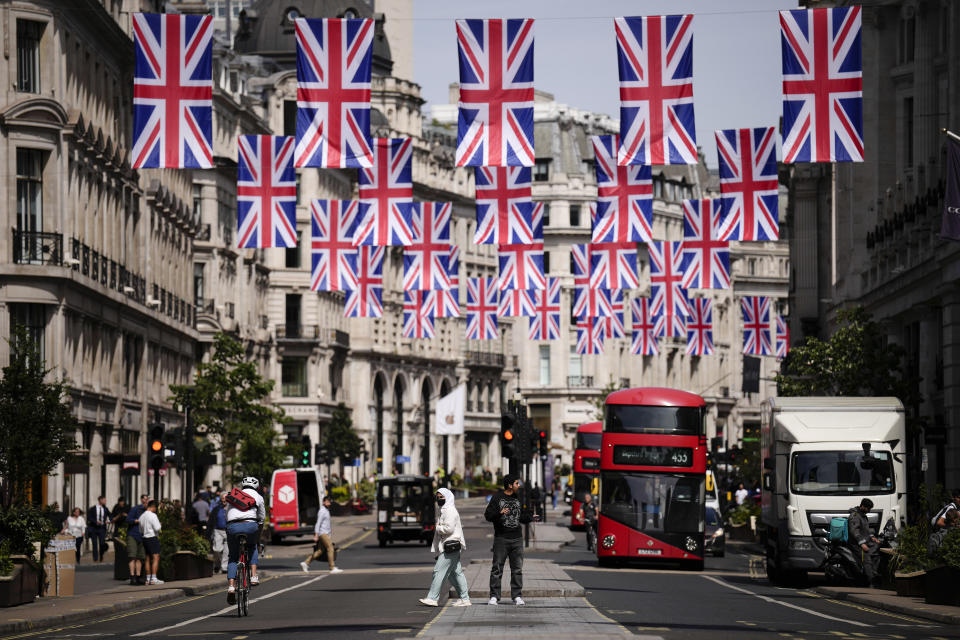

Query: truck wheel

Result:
[378,538,386,548]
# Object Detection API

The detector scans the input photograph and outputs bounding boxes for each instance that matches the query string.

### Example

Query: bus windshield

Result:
[576,432,602,451]
[791,451,895,495]
[606,405,703,436]
[600,471,704,533]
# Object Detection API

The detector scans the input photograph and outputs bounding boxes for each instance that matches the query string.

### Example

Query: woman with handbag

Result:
[419,488,470,607]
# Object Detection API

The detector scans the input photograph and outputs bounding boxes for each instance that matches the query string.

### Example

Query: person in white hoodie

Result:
[419,488,470,607]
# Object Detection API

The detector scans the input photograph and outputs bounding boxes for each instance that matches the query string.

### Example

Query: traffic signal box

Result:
[538,430,548,457]
[148,423,165,470]
[500,414,517,459]
[300,436,312,467]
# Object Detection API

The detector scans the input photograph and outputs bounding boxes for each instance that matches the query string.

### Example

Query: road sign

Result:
[395,455,411,464]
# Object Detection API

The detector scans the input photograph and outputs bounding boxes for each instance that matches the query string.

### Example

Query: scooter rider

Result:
[848,498,881,588]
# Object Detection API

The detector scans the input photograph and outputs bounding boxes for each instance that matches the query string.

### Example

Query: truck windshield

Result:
[600,471,704,533]
[606,405,702,435]
[790,451,895,495]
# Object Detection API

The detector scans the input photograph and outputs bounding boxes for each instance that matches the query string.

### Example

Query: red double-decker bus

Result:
[596,387,707,569]
[571,421,602,529]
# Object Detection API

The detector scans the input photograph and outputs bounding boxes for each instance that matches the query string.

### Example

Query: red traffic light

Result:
[539,431,546,439]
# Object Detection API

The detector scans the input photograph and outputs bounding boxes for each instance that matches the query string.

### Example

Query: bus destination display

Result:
[612,445,694,468]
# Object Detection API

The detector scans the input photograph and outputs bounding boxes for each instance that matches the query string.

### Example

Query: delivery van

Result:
[267,468,324,544]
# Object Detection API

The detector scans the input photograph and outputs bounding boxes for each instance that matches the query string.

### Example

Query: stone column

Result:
[941,289,960,489]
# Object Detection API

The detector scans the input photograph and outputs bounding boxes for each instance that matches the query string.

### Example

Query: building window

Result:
[543,251,550,274]
[570,204,581,227]
[283,100,298,137]
[568,346,582,386]
[285,230,301,268]
[542,203,550,227]
[9,303,46,363]
[192,184,202,216]
[281,357,308,397]
[16,149,44,252]
[193,263,204,307]
[899,15,915,63]
[539,345,550,385]
[654,177,663,199]
[569,252,576,275]
[534,159,550,182]
[904,97,914,168]
[17,20,44,93]
[748,258,756,275]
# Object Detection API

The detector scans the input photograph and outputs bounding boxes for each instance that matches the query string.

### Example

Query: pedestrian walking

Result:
[86,496,110,562]
[551,475,560,510]
[210,493,228,573]
[63,508,86,564]
[734,483,749,506]
[140,500,164,585]
[299,496,342,573]
[484,474,535,606]
[419,488,470,607]
[125,494,150,585]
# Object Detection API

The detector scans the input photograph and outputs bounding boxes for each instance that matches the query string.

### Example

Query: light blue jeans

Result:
[426,549,469,601]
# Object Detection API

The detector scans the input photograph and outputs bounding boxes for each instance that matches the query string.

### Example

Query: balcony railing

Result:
[276,324,320,340]
[13,230,62,265]
[329,328,350,348]
[567,375,594,388]
[465,350,505,367]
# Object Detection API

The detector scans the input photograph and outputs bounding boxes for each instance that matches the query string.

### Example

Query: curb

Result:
[0,579,228,636]
[812,587,960,626]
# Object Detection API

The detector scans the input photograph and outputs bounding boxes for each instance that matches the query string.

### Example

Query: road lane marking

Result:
[701,576,870,628]
[339,529,373,549]
[414,600,452,638]
[131,575,329,637]
[817,597,927,623]
[377,630,413,634]
[579,596,634,636]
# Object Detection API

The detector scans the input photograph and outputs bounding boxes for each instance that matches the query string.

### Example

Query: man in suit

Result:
[87,496,110,563]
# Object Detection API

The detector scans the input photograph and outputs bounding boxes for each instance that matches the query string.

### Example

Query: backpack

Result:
[225,487,257,511]
[828,516,849,543]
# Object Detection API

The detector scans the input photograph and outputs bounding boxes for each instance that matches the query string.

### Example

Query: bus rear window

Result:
[605,405,703,436]
[576,432,602,451]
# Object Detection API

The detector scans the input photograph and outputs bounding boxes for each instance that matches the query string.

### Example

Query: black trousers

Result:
[489,536,523,600]
[858,540,880,583]
[88,526,107,561]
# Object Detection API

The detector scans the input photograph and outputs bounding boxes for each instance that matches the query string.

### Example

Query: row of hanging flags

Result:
[131,7,862,356]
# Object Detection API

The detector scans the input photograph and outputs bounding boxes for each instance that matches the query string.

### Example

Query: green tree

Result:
[0,325,78,507]
[171,332,287,483]
[322,403,362,478]
[775,306,917,403]
[591,378,625,421]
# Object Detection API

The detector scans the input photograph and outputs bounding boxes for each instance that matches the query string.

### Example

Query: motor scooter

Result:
[823,518,897,586]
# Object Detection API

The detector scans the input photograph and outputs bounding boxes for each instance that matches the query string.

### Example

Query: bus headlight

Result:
[601,534,616,549]
[685,536,697,551]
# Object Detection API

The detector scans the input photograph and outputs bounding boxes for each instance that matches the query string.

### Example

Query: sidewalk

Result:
[812,585,960,625]
[455,558,585,599]
[0,517,372,636]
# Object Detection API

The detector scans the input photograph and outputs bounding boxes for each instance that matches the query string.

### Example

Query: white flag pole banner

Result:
[435,384,466,435]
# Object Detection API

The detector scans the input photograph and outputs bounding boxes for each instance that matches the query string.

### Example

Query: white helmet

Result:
[241,476,259,490]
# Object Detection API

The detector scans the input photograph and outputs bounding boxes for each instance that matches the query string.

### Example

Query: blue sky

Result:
[411,0,795,167]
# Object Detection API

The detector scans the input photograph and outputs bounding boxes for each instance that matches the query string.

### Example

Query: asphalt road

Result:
[5,500,959,640]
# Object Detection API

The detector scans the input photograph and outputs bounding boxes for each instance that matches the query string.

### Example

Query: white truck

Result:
[760,397,906,583]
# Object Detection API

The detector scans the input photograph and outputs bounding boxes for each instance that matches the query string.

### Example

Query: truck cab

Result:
[760,397,906,583]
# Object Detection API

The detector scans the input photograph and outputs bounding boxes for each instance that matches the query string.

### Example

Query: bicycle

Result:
[235,534,251,617]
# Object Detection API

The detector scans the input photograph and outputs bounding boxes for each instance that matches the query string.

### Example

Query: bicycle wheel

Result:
[241,566,250,616]
[236,560,245,618]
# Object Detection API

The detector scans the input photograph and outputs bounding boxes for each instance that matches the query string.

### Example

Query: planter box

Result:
[0,557,43,607]
[171,552,214,581]
[894,571,926,597]
[0,569,24,607]
[923,566,960,606]
[113,538,129,581]
[727,523,755,542]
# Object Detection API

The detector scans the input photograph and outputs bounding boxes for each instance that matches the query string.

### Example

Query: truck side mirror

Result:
[763,472,774,492]
[763,457,773,470]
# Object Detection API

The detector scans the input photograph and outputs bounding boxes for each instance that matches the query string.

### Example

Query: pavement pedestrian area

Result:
[459,558,584,598]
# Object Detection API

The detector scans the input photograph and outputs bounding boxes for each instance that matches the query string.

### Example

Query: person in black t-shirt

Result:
[483,474,535,606]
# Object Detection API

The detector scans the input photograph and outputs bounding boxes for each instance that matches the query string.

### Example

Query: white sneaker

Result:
[250,575,259,586]
[488,597,498,605]
[152,578,164,585]
[418,598,439,607]
[299,561,309,573]
[452,599,472,607]
[330,567,343,574]
[514,597,525,606]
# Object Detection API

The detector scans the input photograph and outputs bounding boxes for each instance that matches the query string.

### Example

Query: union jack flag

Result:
[577,317,604,355]
[447,245,461,287]
[592,292,625,339]
[685,298,714,356]
[295,18,374,168]
[630,298,659,355]
[456,19,535,167]
[776,314,790,359]
[649,241,692,318]
[310,199,360,292]
[403,291,435,339]
[424,289,460,319]
[236,135,298,249]
[344,245,384,318]
[403,202,452,291]
[715,127,779,241]
[741,296,772,356]
[474,166,535,244]
[498,242,545,291]
[528,277,561,340]
[573,286,617,319]
[615,15,697,166]
[590,242,639,290]
[354,138,415,246]
[655,312,686,339]
[132,13,213,169]
[681,198,730,289]
[592,135,653,242]
[572,244,590,279]
[498,289,535,318]
[780,7,863,163]
[466,277,499,340]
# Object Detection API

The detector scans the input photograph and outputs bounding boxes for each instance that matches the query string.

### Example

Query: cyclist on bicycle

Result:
[580,493,598,551]
[224,476,265,604]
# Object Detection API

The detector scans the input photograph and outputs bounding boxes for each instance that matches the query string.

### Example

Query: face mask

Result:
[436,498,446,506]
